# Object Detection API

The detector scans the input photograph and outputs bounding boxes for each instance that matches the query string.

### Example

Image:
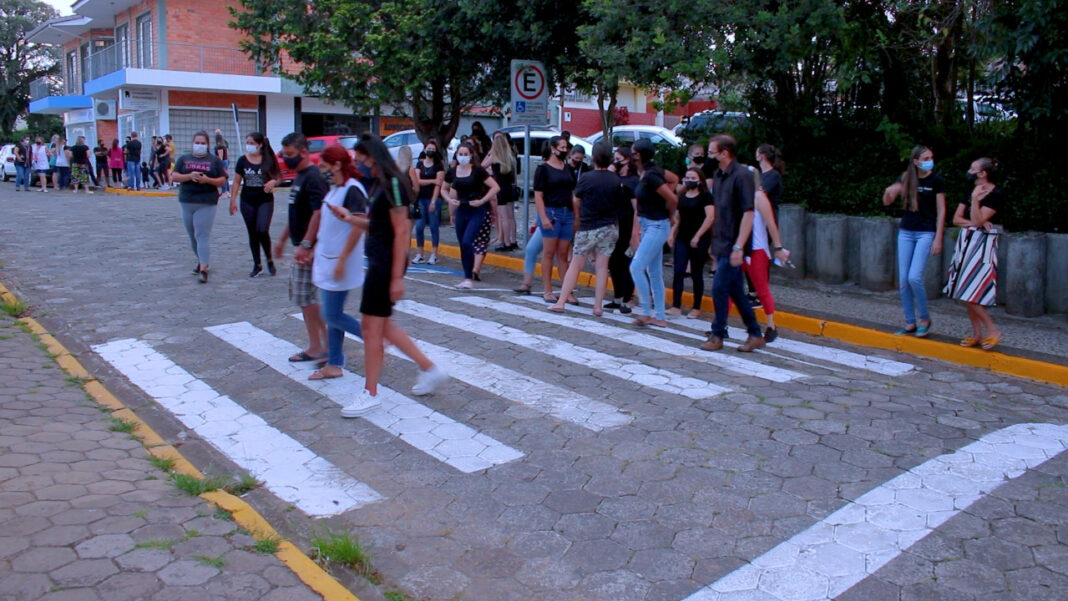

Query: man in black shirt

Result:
[124,132,143,190]
[700,134,783,352]
[14,135,31,191]
[273,133,329,363]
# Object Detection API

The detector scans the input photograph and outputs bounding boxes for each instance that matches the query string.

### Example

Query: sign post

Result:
[510,59,549,246]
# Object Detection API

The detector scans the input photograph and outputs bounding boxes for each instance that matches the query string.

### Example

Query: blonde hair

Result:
[397,145,413,171]
[488,133,515,175]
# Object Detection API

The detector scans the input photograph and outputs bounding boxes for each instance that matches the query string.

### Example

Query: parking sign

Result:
[510,60,548,126]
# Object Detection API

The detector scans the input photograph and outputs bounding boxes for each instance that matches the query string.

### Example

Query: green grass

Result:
[1,299,27,317]
[213,508,234,521]
[251,536,281,554]
[64,375,91,387]
[108,417,136,433]
[309,527,378,583]
[0,334,13,340]
[225,473,262,496]
[384,592,422,601]
[170,473,230,496]
[195,554,225,568]
[148,455,176,473]
[134,538,176,550]
[185,529,200,538]
[132,509,148,518]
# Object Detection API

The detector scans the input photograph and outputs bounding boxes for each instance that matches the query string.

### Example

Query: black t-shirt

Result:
[491,162,516,203]
[678,189,714,240]
[760,169,783,209]
[900,173,945,232]
[617,173,639,240]
[710,160,756,257]
[416,160,444,200]
[571,162,590,181]
[287,166,329,245]
[93,145,108,163]
[533,163,575,209]
[15,142,30,167]
[960,186,1003,222]
[445,166,489,205]
[235,155,274,204]
[634,167,670,221]
[174,154,225,204]
[156,144,171,165]
[69,144,89,164]
[124,139,142,161]
[366,177,411,267]
[574,169,621,231]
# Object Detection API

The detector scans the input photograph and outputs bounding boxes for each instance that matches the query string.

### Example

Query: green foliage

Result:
[170,473,230,496]
[195,554,225,568]
[225,473,262,496]
[148,455,176,473]
[107,418,136,433]
[15,114,63,142]
[134,538,176,550]
[251,536,280,554]
[309,527,378,583]
[0,0,59,136]
[1,299,27,317]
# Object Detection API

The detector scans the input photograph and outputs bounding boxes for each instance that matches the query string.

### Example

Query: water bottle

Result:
[773,247,794,268]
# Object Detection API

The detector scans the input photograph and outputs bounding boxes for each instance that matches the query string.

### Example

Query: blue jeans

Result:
[629,217,670,320]
[540,205,575,240]
[126,160,141,189]
[897,228,935,325]
[453,204,487,278]
[320,288,362,368]
[710,256,763,340]
[56,166,71,189]
[524,228,544,275]
[413,197,441,250]
[15,165,30,190]
[221,159,230,192]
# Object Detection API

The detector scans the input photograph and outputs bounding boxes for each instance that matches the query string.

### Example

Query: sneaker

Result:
[764,327,778,343]
[267,261,277,276]
[427,254,437,265]
[604,301,622,310]
[737,335,765,352]
[412,254,425,264]
[249,264,263,278]
[747,294,762,308]
[619,304,632,314]
[341,389,381,418]
[411,365,449,396]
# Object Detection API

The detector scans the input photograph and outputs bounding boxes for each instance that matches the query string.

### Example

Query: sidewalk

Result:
[0,311,322,601]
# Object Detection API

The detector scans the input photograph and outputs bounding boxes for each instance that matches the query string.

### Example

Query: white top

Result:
[751,208,770,257]
[32,145,50,170]
[313,178,367,291]
[53,146,69,167]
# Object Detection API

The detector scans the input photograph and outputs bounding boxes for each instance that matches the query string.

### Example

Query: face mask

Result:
[282,155,302,169]
[613,160,626,170]
[684,180,699,189]
[556,150,569,161]
[246,144,259,155]
[685,157,692,166]
[192,143,208,156]
[918,159,934,172]
[321,167,335,182]
[693,156,706,166]
[457,155,472,165]
[425,150,436,159]
[357,162,373,179]
[966,172,978,183]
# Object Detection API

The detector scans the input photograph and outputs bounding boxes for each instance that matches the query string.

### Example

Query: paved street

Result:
[2,188,1068,601]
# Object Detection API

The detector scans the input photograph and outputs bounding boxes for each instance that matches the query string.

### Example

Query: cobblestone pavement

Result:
[2,187,1068,601]
[0,312,320,601]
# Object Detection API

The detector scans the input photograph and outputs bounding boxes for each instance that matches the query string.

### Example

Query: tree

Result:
[0,0,59,137]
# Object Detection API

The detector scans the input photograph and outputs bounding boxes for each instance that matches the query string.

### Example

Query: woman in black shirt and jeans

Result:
[443,143,500,289]
[534,135,576,302]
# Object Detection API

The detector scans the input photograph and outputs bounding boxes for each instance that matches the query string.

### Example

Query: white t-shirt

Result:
[751,208,770,257]
[53,146,70,167]
[32,145,50,170]
[313,178,367,291]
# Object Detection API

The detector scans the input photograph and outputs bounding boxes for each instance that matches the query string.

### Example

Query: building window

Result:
[115,24,130,68]
[136,12,154,68]
[66,50,78,94]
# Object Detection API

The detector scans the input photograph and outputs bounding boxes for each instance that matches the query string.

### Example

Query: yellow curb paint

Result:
[104,187,176,197]
[422,242,1068,387]
[1,280,363,601]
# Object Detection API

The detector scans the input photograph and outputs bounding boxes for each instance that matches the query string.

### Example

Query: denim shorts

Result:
[540,205,574,240]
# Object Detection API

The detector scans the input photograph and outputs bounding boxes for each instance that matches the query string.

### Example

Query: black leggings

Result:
[672,236,711,309]
[609,240,634,302]
[240,198,274,266]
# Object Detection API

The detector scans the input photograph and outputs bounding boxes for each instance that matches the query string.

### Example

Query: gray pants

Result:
[180,203,217,266]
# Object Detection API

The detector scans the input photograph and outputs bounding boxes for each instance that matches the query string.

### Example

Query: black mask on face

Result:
[684,180,699,189]
[425,149,436,159]
[613,160,626,171]
[966,172,978,183]
[693,156,706,166]
[555,150,569,161]
[282,155,302,169]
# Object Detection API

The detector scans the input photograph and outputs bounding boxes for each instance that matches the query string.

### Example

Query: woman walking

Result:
[32,137,50,192]
[548,142,620,316]
[743,168,790,342]
[108,139,125,187]
[485,131,519,251]
[605,147,638,313]
[534,135,576,302]
[410,139,446,264]
[628,138,677,327]
[215,129,231,196]
[172,131,227,283]
[945,157,1002,350]
[882,145,946,337]
[69,136,93,194]
[308,144,369,381]
[668,167,714,317]
[230,132,280,277]
[443,143,500,289]
[329,135,449,417]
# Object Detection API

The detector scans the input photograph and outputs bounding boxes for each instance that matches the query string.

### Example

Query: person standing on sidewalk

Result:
[273,133,329,364]
[94,139,109,187]
[230,132,280,278]
[410,139,445,265]
[124,132,143,191]
[882,145,945,337]
[215,129,231,197]
[628,138,677,327]
[700,134,782,352]
[534,135,576,302]
[172,131,227,284]
[329,135,449,416]
[52,136,71,191]
[945,157,1002,350]
[108,139,124,187]
[668,167,714,318]
[32,137,50,192]
[486,131,519,252]
[14,135,31,191]
[69,136,93,194]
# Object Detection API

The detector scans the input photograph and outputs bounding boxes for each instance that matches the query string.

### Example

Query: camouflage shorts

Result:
[573,224,618,259]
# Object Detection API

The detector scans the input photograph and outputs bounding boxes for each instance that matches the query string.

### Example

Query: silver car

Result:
[584,125,683,148]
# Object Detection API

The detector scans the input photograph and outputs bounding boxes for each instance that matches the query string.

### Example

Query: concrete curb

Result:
[419,241,1068,387]
[104,186,177,197]
[0,281,361,601]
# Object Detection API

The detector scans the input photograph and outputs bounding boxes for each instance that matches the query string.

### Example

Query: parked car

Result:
[383,129,459,162]
[507,130,593,191]
[495,124,559,135]
[585,125,684,148]
[275,134,361,184]
[0,144,17,181]
[675,111,751,142]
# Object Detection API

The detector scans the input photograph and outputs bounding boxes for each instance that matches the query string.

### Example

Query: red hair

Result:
[320,144,360,182]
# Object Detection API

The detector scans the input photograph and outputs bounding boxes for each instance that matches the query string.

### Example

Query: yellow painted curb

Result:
[104,187,176,197]
[417,242,1068,387]
[0,281,361,601]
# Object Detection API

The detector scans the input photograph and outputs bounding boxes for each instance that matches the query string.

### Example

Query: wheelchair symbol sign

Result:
[515,101,526,113]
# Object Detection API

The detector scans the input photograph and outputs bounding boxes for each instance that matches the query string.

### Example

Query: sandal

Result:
[592,309,603,317]
[650,319,668,328]
[542,294,558,303]
[547,305,565,313]
[566,295,580,306]
[687,310,702,319]
[981,335,1000,351]
[513,286,532,295]
[308,368,343,381]
[960,336,980,347]
[289,351,326,363]
[632,316,652,327]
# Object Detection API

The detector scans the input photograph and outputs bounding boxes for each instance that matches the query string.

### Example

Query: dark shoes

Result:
[250,264,263,278]
[764,327,778,343]
[198,269,209,284]
[737,335,765,352]
[700,336,724,351]
[267,261,277,276]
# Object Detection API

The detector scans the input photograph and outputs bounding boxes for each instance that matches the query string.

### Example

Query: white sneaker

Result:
[340,389,380,418]
[427,254,437,265]
[411,365,449,396]
[411,254,425,264]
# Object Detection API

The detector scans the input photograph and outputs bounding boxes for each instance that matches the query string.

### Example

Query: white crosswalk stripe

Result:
[92,339,382,517]
[454,297,806,383]
[289,313,632,431]
[205,322,523,473]
[394,300,730,399]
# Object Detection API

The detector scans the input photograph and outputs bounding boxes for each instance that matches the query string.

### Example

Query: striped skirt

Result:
[944,227,998,306]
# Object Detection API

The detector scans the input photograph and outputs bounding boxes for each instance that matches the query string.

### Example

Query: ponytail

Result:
[900,145,928,212]
[248,131,278,180]
[757,143,785,173]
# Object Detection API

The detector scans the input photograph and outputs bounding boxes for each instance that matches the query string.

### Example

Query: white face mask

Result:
[192,143,208,156]
[457,155,471,165]
[246,144,259,155]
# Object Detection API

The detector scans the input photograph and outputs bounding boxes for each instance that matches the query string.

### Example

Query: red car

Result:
[276,134,361,184]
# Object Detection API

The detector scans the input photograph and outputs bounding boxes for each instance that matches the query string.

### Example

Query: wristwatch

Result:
[732,245,743,252]
[299,240,314,249]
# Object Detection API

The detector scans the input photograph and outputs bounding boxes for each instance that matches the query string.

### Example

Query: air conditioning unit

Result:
[94,100,117,121]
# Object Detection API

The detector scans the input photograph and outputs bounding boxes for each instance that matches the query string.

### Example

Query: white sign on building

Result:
[119,88,161,111]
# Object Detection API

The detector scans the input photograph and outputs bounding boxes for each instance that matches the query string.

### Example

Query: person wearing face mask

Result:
[534,135,578,302]
[123,132,143,191]
[568,146,589,180]
[230,132,281,277]
[677,144,706,194]
[171,131,227,283]
[945,157,1002,350]
[605,147,638,313]
[628,138,678,327]
[485,131,519,252]
[882,145,946,337]
[668,168,715,318]
[411,139,446,264]
[443,142,500,288]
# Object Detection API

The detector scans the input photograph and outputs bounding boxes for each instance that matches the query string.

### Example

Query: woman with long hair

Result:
[668,167,714,317]
[328,134,448,417]
[410,139,446,264]
[605,147,637,313]
[230,131,280,277]
[882,145,946,337]
[945,157,1002,350]
[69,136,93,194]
[308,144,369,381]
[172,131,227,283]
[108,139,124,187]
[443,142,500,288]
[534,135,576,302]
[52,136,70,190]
[485,131,519,251]
[628,138,678,327]
[94,139,109,187]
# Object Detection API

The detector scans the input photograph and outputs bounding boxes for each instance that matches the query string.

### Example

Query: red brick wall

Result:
[165,0,254,75]
[97,120,119,144]
[115,0,159,68]
[168,91,257,110]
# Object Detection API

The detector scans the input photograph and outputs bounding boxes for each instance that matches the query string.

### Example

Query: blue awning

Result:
[28,95,94,115]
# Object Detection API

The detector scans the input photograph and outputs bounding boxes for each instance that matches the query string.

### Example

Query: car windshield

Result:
[308,140,327,153]
[338,136,360,149]
[384,134,405,147]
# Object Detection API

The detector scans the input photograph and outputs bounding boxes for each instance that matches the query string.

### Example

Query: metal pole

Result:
[522,124,531,246]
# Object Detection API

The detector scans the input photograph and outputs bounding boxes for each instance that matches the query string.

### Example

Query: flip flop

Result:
[543,294,558,303]
[650,319,668,327]
[981,336,1000,351]
[289,351,326,363]
[308,368,343,381]
[960,337,979,347]
[632,316,652,327]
